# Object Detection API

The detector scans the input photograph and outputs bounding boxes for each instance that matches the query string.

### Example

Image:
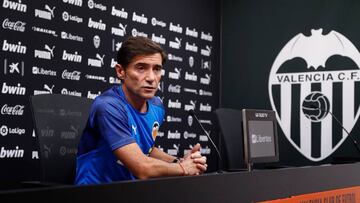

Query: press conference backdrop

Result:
[222,0,360,166]
[0,0,220,185]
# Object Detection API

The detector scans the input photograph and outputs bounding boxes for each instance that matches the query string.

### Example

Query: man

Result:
[75,36,207,184]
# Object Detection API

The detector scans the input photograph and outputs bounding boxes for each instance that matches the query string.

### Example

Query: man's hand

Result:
[180,155,207,175]
[183,143,201,160]
[181,143,208,175]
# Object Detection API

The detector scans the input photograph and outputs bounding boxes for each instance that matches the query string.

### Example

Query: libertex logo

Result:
[268,29,360,161]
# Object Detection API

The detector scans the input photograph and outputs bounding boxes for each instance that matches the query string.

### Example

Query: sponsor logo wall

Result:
[0,0,219,183]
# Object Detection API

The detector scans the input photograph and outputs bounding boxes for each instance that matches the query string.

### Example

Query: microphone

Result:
[308,105,360,155]
[188,109,224,173]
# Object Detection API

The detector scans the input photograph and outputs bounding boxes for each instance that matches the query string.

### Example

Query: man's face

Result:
[116,53,163,100]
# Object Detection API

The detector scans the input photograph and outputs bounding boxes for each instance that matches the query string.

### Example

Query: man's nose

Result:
[145,70,156,82]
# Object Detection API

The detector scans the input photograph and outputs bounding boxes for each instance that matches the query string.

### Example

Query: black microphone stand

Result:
[188,110,224,173]
[308,105,360,160]
[326,111,360,154]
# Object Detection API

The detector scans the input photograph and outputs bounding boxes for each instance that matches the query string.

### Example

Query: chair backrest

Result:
[214,108,245,170]
[30,94,93,185]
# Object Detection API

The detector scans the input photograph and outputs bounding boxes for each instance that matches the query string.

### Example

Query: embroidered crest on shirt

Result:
[152,122,159,141]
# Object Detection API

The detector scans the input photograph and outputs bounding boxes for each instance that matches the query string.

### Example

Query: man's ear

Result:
[115,64,125,80]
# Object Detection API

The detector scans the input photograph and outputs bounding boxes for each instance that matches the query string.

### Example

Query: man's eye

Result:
[154,67,162,72]
[137,66,145,71]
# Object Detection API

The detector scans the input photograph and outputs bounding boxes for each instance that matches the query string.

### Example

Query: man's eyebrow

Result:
[134,62,147,66]
[135,62,163,68]
[154,64,163,69]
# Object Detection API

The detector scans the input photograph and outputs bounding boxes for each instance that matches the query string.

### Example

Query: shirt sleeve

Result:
[94,100,135,151]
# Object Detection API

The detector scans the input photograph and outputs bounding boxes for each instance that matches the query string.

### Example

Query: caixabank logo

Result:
[268,29,360,161]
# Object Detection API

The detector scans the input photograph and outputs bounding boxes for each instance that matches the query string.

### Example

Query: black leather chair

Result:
[29,94,93,186]
[214,108,246,171]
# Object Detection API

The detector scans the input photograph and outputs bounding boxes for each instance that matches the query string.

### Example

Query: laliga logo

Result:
[268,29,360,161]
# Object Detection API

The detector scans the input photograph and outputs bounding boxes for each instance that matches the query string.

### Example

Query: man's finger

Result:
[196,163,207,172]
[191,143,201,153]
[193,157,207,164]
[190,151,202,159]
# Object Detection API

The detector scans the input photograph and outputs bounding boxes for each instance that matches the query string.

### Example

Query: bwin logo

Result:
[169,22,183,34]
[0,146,24,158]
[201,31,213,42]
[167,99,181,109]
[63,0,82,7]
[88,18,106,31]
[167,130,181,139]
[111,6,128,19]
[132,12,147,24]
[185,42,198,53]
[199,103,211,112]
[62,50,82,63]
[185,71,197,81]
[151,34,166,45]
[185,27,198,38]
[268,29,360,161]
[2,83,26,95]
[2,40,26,54]
[2,0,27,12]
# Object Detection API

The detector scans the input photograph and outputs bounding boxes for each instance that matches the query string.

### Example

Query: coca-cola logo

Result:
[2,18,26,32]
[1,104,24,116]
[62,69,81,80]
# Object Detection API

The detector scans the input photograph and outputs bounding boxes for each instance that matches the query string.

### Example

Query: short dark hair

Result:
[117,36,167,68]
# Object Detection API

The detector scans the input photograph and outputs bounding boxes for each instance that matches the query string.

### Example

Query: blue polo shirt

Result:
[75,85,165,184]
